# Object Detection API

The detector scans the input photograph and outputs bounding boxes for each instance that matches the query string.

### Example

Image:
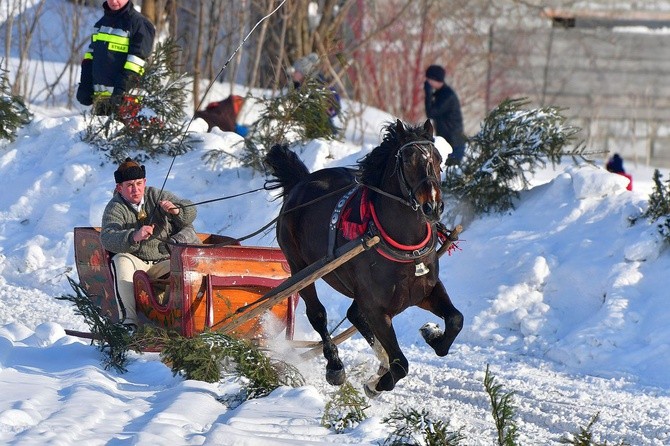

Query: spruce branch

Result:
[484,365,519,446]
[444,97,597,221]
[58,277,132,373]
[0,66,32,142]
[236,77,341,171]
[559,412,631,446]
[322,381,369,433]
[382,407,464,446]
[640,169,670,243]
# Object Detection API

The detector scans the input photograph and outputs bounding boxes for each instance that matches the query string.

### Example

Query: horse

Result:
[263,119,463,397]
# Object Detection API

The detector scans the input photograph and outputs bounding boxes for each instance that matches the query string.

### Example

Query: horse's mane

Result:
[358,120,433,188]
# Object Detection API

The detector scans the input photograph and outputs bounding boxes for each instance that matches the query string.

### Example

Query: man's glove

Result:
[93,95,123,117]
[77,59,94,106]
[76,83,93,106]
[423,81,432,95]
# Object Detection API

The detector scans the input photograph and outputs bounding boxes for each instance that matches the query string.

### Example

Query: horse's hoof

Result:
[420,322,443,343]
[421,322,453,356]
[326,367,346,386]
[363,383,380,399]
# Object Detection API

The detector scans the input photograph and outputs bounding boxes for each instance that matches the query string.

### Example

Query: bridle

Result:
[361,140,442,211]
[328,139,448,275]
[395,140,442,210]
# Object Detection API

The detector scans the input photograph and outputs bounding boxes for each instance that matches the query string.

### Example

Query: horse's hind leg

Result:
[418,280,463,356]
[301,282,346,385]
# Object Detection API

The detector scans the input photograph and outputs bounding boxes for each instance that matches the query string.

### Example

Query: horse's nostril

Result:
[438,201,444,215]
[422,202,434,215]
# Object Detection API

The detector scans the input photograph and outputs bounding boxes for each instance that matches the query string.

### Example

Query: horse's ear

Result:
[423,119,434,136]
[396,119,406,136]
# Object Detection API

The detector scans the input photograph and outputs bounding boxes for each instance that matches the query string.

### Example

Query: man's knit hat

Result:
[114,158,145,183]
[425,64,446,83]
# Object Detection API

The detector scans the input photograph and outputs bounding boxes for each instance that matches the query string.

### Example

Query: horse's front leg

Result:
[358,310,408,396]
[301,283,346,385]
[418,279,463,356]
[346,301,390,398]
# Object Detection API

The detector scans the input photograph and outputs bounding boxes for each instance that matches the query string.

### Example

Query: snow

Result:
[1,99,669,446]
[2,3,670,444]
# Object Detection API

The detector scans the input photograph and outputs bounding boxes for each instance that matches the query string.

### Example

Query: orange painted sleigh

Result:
[73,227,299,340]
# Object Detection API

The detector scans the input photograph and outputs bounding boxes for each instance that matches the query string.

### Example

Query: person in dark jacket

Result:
[101,158,198,331]
[424,64,466,165]
[606,153,633,191]
[290,53,341,135]
[76,0,155,116]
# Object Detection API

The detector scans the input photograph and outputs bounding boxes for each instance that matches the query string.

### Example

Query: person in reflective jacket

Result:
[76,0,155,116]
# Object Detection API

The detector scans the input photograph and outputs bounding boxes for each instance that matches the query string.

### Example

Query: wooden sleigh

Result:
[73,227,299,340]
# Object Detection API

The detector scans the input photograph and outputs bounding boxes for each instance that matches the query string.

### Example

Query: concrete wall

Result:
[489,26,670,166]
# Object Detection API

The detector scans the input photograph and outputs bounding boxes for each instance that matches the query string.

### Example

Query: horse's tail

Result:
[263,144,310,196]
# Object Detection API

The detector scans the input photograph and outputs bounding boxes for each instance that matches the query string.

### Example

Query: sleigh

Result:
[72,227,299,340]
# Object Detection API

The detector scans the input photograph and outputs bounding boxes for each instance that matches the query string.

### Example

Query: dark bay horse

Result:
[264,119,463,397]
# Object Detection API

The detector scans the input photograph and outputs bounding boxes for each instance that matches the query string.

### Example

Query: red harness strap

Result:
[338,187,435,263]
[338,187,371,240]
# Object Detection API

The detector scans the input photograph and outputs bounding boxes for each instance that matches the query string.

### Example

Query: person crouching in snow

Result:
[606,153,633,191]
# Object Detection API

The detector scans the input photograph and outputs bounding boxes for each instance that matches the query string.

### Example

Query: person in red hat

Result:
[100,158,199,332]
[424,64,466,165]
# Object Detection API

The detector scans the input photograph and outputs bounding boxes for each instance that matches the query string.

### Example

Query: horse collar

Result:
[328,186,437,274]
[368,196,436,266]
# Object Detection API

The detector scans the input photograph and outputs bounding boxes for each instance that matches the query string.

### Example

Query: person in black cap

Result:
[100,158,199,331]
[424,64,466,165]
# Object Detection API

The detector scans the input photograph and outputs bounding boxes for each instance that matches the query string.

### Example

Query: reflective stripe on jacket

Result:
[82,1,155,98]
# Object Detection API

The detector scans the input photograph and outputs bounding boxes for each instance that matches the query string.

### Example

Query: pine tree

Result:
[443,98,593,221]
[210,76,341,171]
[82,38,198,162]
[641,169,670,243]
[0,67,32,143]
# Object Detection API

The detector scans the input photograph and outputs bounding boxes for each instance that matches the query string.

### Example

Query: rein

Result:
[355,140,441,210]
[143,1,288,227]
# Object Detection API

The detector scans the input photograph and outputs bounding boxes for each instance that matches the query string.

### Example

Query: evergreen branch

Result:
[639,169,670,244]
[58,277,132,372]
[382,407,464,446]
[0,66,32,141]
[322,381,369,433]
[484,365,519,446]
[559,412,631,446]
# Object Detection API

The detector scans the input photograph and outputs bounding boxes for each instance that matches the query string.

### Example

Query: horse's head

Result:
[393,119,444,222]
[359,119,444,222]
